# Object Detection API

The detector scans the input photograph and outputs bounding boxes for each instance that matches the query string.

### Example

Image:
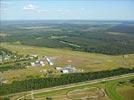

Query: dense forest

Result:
[1,20,134,55]
[0,67,134,95]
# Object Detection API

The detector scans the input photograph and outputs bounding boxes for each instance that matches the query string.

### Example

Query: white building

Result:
[55,67,62,71]
[31,60,45,67]
[59,65,77,74]
[61,69,69,73]
[30,56,54,67]
[45,56,54,66]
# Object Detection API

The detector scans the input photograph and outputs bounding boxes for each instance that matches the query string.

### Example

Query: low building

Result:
[61,69,69,73]
[60,65,77,74]
[55,67,62,71]
[30,56,54,67]
[45,56,54,66]
[31,60,45,67]
[29,54,38,59]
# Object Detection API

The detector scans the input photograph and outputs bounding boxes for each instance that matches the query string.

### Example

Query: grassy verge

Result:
[105,76,134,100]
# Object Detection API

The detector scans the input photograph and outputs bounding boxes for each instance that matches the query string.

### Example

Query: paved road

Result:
[16,73,134,100]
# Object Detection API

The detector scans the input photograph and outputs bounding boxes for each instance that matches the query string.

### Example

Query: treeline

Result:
[0,61,29,72]
[0,68,134,96]
[129,78,134,83]
[0,48,13,56]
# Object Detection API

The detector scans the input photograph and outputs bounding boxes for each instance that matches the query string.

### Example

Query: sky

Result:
[0,0,134,20]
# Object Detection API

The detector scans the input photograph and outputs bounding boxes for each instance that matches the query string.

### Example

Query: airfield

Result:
[1,43,134,82]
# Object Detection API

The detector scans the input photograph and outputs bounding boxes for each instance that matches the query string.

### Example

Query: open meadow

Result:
[1,43,134,82]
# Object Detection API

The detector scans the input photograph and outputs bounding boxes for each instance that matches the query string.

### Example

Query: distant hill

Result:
[1,20,134,55]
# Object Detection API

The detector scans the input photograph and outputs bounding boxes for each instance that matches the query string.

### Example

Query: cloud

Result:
[23,4,38,11]
[81,8,86,11]
[55,9,71,15]
[23,4,49,16]
[23,4,70,16]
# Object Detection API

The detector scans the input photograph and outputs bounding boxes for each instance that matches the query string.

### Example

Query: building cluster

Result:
[31,56,54,67]
[30,55,77,74]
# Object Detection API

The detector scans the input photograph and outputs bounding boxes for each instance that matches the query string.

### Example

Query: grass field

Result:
[106,80,123,100]
[117,82,134,100]
[1,43,134,82]
[106,76,134,100]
